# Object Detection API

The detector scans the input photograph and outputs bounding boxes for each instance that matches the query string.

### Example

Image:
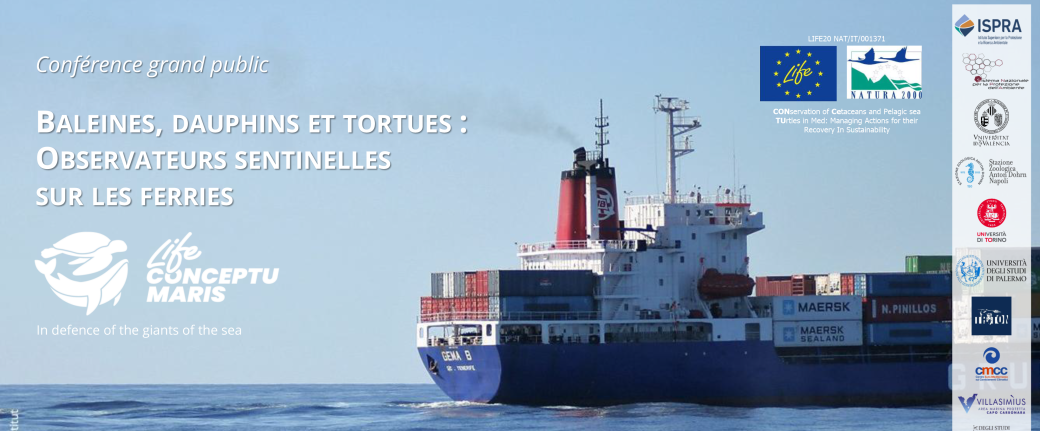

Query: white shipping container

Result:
[772,296,862,321]
[814,275,833,295]
[773,320,863,347]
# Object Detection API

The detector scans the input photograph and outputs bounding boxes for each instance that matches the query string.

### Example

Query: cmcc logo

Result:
[976,347,1009,381]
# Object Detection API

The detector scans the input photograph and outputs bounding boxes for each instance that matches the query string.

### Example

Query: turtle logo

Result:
[33,232,129,315]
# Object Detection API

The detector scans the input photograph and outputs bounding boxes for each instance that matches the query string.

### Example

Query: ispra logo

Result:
[955,15,975,36]
[33,232,129,316]
[971,296,1012,336]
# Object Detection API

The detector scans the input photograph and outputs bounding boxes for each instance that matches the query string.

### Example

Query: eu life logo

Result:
[971,297,1011,336]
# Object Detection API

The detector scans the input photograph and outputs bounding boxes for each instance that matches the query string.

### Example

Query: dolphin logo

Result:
[34,232,129,315]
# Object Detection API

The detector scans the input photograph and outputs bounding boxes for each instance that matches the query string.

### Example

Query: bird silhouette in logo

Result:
[880,47,919,62]
[848,48,887,65]
[958,394,977,413]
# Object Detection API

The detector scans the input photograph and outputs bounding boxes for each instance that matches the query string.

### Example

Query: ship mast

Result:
[595,99,609,159]
[654,95,701,203]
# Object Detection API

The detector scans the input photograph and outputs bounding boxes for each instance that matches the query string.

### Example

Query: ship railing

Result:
[420,311,602,322]
[625,193,751,206]
[517,240,638,254]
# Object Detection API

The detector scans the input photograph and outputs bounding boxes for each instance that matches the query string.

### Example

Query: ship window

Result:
[624,304,629,311]
[722,256,727,263]
[486,324,492,336]
[658,279,664,286]
[686,210,690,216]
[675,240,682,248]
[629,256,634,263]
[658,256,663,263]
[680,256,685,263]
[696,210,702,217]
[691,233,696,240]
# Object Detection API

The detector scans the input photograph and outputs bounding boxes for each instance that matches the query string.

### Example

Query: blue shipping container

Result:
[866,322,952,345]
[865,273,951,297]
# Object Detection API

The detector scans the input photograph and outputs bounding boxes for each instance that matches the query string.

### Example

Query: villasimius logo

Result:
[971,296,1011,336]
[33,232,129,316]
[958,254,984,287]
[955,157,985,188]
[846,46,922,99]
[958,393,977,413]
[974,99,1009,134]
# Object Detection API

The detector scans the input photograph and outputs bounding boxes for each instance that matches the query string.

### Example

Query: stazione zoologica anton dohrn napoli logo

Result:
[35,232,279,315]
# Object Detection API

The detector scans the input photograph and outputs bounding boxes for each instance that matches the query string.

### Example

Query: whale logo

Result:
[34,232,129,315]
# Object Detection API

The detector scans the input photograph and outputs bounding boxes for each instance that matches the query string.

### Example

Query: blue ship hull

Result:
[419,342,1025,406]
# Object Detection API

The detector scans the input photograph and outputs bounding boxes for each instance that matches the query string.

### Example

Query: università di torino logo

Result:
[33,232,129,316]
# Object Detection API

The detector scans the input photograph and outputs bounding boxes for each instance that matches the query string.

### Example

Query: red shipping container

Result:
[476,271,489,296]
[465,272,478,297]
[791,275,816,296]
[754,276,795,296]
[840,274,855,296]
[863,296,952,322]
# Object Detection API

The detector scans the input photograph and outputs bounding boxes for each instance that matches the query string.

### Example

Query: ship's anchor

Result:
[426,355,440,376]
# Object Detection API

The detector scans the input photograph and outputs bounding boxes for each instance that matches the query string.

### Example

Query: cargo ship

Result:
[415,96,1035,406]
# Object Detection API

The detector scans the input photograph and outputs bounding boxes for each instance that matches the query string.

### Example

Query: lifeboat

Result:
[698,268,754,299]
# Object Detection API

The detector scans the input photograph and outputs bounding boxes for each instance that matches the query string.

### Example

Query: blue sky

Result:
[0,0,1034,384]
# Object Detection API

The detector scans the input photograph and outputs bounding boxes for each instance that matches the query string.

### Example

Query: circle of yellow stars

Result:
[775,49,821,98]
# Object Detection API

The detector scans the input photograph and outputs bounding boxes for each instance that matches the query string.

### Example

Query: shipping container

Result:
[905,255,953,274]
[863,297,952,322]
[853,274,866,296]
[840,274,855,296]
[431,273,446,298]
[772,296,862,321]
[1033,318,1040,342]
[465,272,478,297]
[814,275,835,295]
[773,320,863,347]
[791,274,817,296]
[1032,248,1039,292]
[755,276,794,296]
[488,270,596,297]
[864,273,951,297]
[866,322,952,345]
[476,270,490,296]
[1032,291,1040,318]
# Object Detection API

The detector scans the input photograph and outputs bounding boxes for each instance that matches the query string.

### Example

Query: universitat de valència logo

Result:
[35,231,279,315]
[34,232,129,316]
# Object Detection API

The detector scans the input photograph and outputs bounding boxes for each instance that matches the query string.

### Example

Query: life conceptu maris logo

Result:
[34,232,129,316]
[146,232,279,302]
